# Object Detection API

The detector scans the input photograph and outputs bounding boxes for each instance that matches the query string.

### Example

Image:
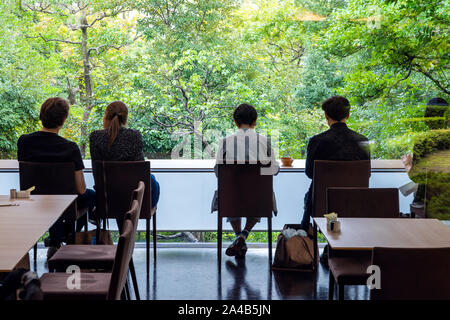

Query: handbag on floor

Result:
[74,229,113,245]
[272,224,318,272]
[74,219,113,245]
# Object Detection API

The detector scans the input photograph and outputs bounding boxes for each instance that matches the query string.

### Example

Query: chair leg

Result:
[313,222,318,272]
[121,289,127,300]
[217,216,222,267]
[338,284,345,301]
[84,213,88,232]
[125,279,131,300]
[153,213,157,261]
[146,217,150,277]
[33,243,37,271]
[328,272,335,300]
[268,218,272,264]
[129,258,140,300]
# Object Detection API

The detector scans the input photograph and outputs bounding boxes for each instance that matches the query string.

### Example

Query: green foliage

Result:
[39,231,327,244]
[408,130,450,220]
[411,129,450,162]
[0,85,39,157]
[294,50,344,110]
[1,0,448,160]
[0,5,57,157]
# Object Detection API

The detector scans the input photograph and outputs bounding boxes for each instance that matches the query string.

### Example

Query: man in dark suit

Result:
[301,96,370,264]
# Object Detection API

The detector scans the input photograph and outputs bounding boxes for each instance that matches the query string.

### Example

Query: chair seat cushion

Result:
[40,272,111,300]
[48,245,116,271]
[329,252,372,285]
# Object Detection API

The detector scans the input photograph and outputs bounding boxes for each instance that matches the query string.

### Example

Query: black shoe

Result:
[225,237,246,257]
[236,242,248,259]
[235,240,247,259]
[320,244,329,267]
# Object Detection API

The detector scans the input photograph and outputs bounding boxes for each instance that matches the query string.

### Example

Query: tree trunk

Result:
[66,78,78,105]
[193,129,215,159]
[80,13,93,157]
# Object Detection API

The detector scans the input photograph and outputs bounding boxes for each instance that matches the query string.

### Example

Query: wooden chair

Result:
[40,219,136,300]
[370,247,450,300]
[217,163,274,265]
[327,187,399,218]
[312,160,371,218]
[19,161,89,267]
[310,160,371,271]
[92,161,156,277]
[47,184,144,300]
[326,187,400,300]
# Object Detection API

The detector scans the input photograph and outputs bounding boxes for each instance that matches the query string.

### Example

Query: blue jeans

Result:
[48,189,96,245]
[151,174,160,208]
[77,189,96,219]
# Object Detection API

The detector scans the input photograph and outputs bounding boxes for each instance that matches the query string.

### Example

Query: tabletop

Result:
[0,194,77,272]
[314,217,450,251]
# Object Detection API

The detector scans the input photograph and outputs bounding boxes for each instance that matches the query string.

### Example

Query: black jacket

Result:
[305,122,370,179]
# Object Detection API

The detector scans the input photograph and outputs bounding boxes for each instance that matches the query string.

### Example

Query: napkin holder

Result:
[10,186,35,199]
[324,212,340,232]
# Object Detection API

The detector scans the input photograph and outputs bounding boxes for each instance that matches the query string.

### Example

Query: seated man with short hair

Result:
[301,96,370,264]
[212,103,279,258]
[17,97,95,259]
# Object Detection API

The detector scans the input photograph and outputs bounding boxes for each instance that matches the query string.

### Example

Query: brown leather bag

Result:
[272,224,318,272]
[74,229,113,245]
[285,236,314,265]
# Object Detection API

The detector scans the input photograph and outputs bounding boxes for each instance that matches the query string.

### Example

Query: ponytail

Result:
[103,101,129,148]
[107,114,121,148]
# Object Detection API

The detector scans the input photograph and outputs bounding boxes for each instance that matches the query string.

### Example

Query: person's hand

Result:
[402,154,413,173]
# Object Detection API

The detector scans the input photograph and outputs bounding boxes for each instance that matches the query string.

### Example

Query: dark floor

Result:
[33,245,369,300]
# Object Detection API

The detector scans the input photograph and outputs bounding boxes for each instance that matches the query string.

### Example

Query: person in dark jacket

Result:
[301,96,370,264]
[89,101,160,208]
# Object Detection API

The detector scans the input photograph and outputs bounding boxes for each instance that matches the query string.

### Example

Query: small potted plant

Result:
[281,156,294,167]
[280,153,294,167]
[279,140,296,167]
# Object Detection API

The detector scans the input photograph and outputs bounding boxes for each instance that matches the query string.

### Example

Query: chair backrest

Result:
[217,163,273,218]
[19,161,76,195]
[108,219,135,300]
[312,160,370,217]
[370,247,450,300]
[327,187,399,218]
[92,161,151,220]
[131,181,145,218]
[125,199,140,245]
[115,182,145,233]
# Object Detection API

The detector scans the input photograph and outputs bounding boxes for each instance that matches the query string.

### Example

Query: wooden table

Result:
[314,217,450,250]
[0,195,77,272]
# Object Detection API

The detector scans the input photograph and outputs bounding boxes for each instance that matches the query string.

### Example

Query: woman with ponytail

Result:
[89,101,160,208]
